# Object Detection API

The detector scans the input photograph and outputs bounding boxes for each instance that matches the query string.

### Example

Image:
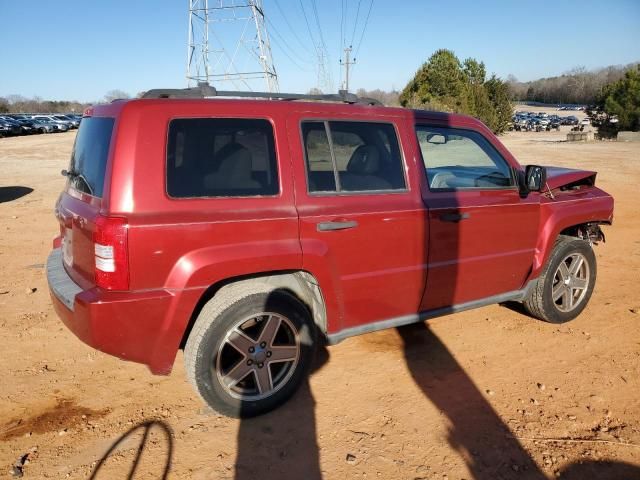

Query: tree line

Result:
[0,90,133,114]
[0,94,90,114]
[4,62,637,133]
[506,63,638,105]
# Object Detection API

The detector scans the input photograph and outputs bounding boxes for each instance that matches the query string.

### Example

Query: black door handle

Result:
[439,212,470,223]
[317,220,358,232]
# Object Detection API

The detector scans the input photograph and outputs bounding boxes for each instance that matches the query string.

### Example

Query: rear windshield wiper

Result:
[61,168,79,178]
[61,168,93,195]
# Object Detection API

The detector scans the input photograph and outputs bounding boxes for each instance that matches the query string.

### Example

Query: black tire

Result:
[184,284,316,418]
[523,235,596,323]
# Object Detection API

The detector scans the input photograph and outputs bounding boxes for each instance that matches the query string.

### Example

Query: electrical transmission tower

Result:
[317,49,334,94]
[186,0,279,92]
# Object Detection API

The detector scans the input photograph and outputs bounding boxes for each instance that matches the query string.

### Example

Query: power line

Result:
[354,0,374,59]
[272,0,315,58]
[298,0,333,92]
[310,0,328,51]
[340,0,345,49]
[265,17,313,71]
[350,0,363,47]
[298,0,319,51]
[265,15,313,64]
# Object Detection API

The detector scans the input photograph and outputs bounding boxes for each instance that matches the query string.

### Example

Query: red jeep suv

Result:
[47,86,614,417]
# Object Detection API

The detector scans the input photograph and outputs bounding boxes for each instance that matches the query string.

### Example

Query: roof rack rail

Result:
[141,83,382,106]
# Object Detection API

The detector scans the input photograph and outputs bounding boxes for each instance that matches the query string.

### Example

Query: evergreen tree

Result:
[485,75,513,134]
[400,49,513,134]
[599,65,640,131]
[400,49,469,113]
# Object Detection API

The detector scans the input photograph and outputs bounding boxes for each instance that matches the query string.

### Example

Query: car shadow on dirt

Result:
[397,322,546,479]
[558,460,640,479]
[0,186,33,203]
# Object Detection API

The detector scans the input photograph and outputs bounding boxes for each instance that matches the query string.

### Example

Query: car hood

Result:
[545,166,596,190]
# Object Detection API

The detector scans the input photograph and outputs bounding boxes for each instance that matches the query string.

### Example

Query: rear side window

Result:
[69,117,114,197]
[166,118,278,198]
[302,121,406,193]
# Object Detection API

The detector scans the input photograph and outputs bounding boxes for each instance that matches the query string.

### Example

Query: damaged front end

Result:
[545,166,597,193]
[566,223,607,246]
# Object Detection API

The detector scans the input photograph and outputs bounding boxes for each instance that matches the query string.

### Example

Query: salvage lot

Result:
[1,124,639,479]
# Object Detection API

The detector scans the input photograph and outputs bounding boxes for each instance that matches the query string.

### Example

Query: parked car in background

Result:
[548,120,561,131]
[53,114,80,128]
[14,119,38,135]
[0,117,23,136]
[1,121,16,137]
[31,115,71,131]
[30,118,57,133]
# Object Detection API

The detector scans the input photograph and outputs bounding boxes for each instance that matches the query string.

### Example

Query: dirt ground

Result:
[1,113,639,479]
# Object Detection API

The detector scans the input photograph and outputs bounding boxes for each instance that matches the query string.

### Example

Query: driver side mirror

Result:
[524,165,547,192]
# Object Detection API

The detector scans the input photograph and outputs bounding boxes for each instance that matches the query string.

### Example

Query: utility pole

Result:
[186,0,279,92]
[340,46,356,92]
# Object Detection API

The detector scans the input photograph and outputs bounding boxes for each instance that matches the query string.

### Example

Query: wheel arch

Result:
[529,217,611,282]
[179,270,328,350]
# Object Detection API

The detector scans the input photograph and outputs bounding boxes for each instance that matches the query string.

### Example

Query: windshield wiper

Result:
[61,168,79,178]
[61,168,93,195]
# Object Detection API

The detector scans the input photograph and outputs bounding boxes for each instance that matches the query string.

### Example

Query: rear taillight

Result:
[93,215,129,290]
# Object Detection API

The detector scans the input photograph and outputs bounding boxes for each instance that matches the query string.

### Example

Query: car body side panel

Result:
[528,188,614,280]
[106,101,302,291]
[288,109,428,334]
[412,113,541,309]
[98,101,302,372]
[421,189,540,309]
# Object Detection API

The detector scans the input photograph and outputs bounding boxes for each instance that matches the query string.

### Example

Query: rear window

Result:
[302,121,406,193]
[69,117,114,197]
[166,118,279,198]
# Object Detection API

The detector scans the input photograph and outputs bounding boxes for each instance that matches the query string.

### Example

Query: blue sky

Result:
[1,0,639,102]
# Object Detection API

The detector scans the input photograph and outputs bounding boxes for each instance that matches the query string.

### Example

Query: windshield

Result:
[69,117,114,197]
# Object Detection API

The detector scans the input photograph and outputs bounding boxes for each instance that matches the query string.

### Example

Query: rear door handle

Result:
[317,220,358,232]
[439,212,470,223]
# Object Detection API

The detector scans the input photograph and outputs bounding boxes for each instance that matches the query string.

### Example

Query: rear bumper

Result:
[46,249,203,374]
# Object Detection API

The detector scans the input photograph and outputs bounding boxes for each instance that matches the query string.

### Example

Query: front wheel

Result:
[184,284,316,418]
[523,236,597,323]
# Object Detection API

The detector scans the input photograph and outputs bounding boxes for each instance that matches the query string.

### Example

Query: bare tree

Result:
[507,63,638,104]
[103,89,131,103]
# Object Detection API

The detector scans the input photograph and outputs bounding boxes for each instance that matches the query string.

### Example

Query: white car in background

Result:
[580,117,591,126]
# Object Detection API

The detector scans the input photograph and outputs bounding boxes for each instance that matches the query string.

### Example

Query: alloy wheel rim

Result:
[552,252,589,312]
[214,313,300,401]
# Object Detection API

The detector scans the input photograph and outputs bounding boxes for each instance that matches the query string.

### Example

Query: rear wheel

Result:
[184,284,316,418]
[523,235,596,323]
